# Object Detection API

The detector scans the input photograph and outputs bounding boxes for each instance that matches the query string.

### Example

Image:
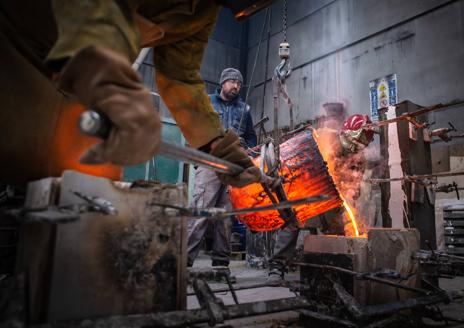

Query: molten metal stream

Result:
[342,198,360,237]
[313,129,362,237]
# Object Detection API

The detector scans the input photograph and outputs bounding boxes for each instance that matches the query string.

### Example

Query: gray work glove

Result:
[58,46,161,165]
[210,130,261,188]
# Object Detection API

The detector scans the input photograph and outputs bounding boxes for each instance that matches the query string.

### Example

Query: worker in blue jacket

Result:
[187,68,257,268]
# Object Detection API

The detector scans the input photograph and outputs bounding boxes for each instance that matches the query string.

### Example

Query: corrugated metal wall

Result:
[244,0,464,133]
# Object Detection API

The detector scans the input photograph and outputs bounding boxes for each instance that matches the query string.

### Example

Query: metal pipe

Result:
[369,170,464,184]
[159,141,277,185]
[78,110,276,184]
[361,291,463,319]
[299,309,357,328]
[187,281,283,296]
[293,262,429,295]
[35,297,311,328]
[132,48,151,70]
[159,141,242,175]
[253,116,269,129]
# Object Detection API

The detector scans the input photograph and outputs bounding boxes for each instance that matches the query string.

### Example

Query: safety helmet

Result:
[339,114,375,153]
[221,0,278,21]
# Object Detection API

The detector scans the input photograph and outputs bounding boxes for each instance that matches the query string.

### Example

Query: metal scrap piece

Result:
[192,278,224,326]
[33,297,312,328]
[7,192,118,224]
[332,281,364,320]
[361,291,462,318]
[298,309,357,328]
[8,206,80,223]
[72,190,118,215]
[188,267,239,305]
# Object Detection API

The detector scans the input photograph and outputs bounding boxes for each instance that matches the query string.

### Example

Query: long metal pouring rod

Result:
[78,110,275,184]
[158,141,242,175]
[369,170,464,184]
[364,100,464,129]
[150,194,329,219]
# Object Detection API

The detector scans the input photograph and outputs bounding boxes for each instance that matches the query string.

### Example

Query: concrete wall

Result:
[244,0,464,133]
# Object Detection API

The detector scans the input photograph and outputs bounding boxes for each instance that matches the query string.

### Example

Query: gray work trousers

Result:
[268,225,299,271]
[187,167,232,266]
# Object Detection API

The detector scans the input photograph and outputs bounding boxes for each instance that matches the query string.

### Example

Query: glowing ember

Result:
[229,129,343,232]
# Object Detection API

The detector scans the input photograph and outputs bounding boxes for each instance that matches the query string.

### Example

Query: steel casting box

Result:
[16,171,188,323]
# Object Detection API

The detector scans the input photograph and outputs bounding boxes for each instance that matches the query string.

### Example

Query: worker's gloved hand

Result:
[210,130,261,188]
[57,46,161,165]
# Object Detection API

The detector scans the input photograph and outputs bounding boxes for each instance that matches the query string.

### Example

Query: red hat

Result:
[339,114,375,152]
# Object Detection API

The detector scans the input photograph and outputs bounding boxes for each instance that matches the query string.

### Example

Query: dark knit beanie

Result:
[220,68,243,85]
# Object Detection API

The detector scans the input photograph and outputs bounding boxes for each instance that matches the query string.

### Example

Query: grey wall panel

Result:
[209,8,244,48]
[269,1,286,36]
[247,0,335,48]
[287,0,335,26]
[308,55,339,115]
[338,3,463,115]
[289,0,350,68]
[295,64,315,121]
[347,0,449,41]
[201,38,242,83]
[249,0,453,74]
[246,40,269,87]
[247,9,269,47]
[247,0,464,129]
[246,83,265,122]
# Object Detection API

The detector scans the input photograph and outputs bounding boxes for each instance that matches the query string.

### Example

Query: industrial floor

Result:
[187,252,301,327]
[187,252,464,328]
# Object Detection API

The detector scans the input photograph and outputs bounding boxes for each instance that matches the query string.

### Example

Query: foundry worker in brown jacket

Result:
[0,1,273,187]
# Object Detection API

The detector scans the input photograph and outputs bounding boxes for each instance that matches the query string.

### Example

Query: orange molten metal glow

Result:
[313,129,362,237]
[342,199,360,237]
[229,129,343,231]
[51,103,122,180]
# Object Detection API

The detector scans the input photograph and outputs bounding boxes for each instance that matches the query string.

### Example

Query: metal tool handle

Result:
[159,144,275,184]
[159,141,243,175]
[78,110,274,181]
[79,110,111,139]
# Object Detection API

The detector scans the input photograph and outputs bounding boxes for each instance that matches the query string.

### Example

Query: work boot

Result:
[266,268,284,285]
[211,260,236,284]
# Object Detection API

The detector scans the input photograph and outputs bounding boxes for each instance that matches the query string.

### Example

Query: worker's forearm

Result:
[152,5,223,149]
[156,71,224,148]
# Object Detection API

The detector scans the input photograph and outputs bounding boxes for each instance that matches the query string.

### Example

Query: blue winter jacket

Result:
[209,88,257,148]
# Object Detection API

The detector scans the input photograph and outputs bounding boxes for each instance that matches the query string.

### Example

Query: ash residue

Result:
[103,219,157,291]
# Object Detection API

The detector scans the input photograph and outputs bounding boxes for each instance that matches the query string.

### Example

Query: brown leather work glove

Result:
[58,46,161,165]
[209,130,261,188]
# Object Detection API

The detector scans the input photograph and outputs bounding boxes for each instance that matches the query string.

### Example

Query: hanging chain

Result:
[278,0,290,61]
[283,0,288,42]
